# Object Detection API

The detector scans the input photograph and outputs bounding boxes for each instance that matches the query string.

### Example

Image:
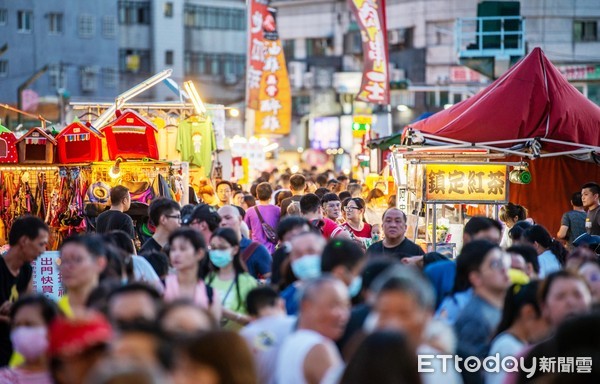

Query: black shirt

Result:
[96,210,135,239]
[139,237,163,256]
[0,257,32,367]
[367,238,425,260]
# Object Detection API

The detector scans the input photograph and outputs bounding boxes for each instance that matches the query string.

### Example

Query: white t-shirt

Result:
[485,333,525,384]
[418,344,463,384]
[240,315,296,384]
[276,329,342,384]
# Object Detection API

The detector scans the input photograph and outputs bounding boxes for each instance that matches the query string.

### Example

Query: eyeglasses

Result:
[217,189,232,194]
[488,258,508,271]
[166,214,181,221]
[344,206,359,212]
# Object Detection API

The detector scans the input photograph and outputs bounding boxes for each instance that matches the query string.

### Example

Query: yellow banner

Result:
[254,39,291,136]
[424,164,508,202]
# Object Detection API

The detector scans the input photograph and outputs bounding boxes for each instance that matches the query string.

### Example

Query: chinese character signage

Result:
[31,251,64,301]
[247,0,291,136]
[424,164,508,203]
[348,0,390,104]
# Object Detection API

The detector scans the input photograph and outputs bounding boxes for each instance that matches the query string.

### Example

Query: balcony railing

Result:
[456,16,525,58]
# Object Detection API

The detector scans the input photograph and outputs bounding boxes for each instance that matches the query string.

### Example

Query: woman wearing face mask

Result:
[0,295,59,384]
[164,228,222,322]
[202,227,257,330]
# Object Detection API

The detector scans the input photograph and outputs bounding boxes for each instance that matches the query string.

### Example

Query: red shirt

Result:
[321,218,346,239]
[343,222,373,239]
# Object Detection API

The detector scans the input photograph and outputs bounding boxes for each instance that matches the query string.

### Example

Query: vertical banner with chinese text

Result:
[247,1,291,136]
[348,0,390,104]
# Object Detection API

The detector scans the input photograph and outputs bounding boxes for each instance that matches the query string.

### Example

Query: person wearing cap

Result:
[139,198,181,256]
[218,206,271,280]
[183,204,222,245]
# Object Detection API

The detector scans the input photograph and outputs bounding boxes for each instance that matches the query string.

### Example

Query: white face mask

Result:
[291,255,322,280]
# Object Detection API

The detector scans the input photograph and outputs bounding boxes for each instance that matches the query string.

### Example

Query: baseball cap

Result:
[182,203,221,228]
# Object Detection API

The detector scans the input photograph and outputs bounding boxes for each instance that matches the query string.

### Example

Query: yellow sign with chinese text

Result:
[424,164,508,202]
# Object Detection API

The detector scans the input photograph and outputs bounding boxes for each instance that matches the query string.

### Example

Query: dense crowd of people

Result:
[0,169,599,384]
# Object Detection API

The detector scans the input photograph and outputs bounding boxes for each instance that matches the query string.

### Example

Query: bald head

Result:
[300,276,346,303]
[298,276,350,340]
[218,205,242,236]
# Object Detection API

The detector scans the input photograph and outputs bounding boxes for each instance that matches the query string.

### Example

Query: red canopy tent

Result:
[404,48,600,234]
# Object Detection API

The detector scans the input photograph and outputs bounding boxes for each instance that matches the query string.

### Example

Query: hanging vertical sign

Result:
[348,0,390,104]
[247,1,291,136]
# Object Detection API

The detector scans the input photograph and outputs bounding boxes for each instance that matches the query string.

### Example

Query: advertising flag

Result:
[348,0,390,104]
[247,1,291,135]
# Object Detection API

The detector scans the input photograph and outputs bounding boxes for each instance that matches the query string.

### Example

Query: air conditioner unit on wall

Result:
[81,66,97,92]
[288,61,306,89]
[224,73,237,85]
[303,72,314,89]
[388,29,405,45]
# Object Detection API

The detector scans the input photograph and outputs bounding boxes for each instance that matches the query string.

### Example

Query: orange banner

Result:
[247,2,291,136]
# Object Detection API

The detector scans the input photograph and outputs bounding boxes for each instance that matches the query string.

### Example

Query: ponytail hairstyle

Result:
[495,281,541,337]
[499,202,527,224]
[524,225,567,266]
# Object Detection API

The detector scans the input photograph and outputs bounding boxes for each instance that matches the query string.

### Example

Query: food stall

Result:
[390,147,519,255]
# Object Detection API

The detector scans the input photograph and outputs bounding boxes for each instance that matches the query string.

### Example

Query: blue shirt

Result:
[538,249,561,278]
[280,283,300,315]
[435,289,473,325]
[240,237,272,279]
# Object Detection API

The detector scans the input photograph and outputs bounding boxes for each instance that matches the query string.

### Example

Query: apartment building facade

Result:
[0,0,119,108]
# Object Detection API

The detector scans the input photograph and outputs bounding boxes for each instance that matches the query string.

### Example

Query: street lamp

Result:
[183,81,206,115]
[92,69,173,129]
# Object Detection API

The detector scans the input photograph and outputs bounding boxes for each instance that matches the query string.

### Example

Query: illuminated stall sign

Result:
[424,164,508,203]
[348,0,390,104]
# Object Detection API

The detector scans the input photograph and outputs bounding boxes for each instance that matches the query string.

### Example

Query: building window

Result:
[574,20,598,42]
[119,49,151,73]
[0,60,7,77]
[306,38,332,57]
[81,66,97,92]
[0,9,8,26]
[48,13,63,34]
[164,2,173,18]
[283,39,295,60]
[185,52,246,77]
[119,1,151,25]
[102,68,118,88]
[183,5,245,30]
[165,50,173,65]
[102,16,117,37]
[78,14,95,38]
[17,10,33,32]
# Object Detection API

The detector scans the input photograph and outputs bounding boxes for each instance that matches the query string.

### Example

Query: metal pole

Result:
[432,203,437,252]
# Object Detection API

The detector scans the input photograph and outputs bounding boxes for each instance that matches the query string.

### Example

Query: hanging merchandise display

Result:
[101,109,159,160]
[0,122,18,164]
[177,115,215,177]
[16,127,57,164]
[56,121,104,163]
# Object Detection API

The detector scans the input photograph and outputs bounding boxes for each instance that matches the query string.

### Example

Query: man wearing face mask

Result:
[280,232,326,315]
[321,239,367,299]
